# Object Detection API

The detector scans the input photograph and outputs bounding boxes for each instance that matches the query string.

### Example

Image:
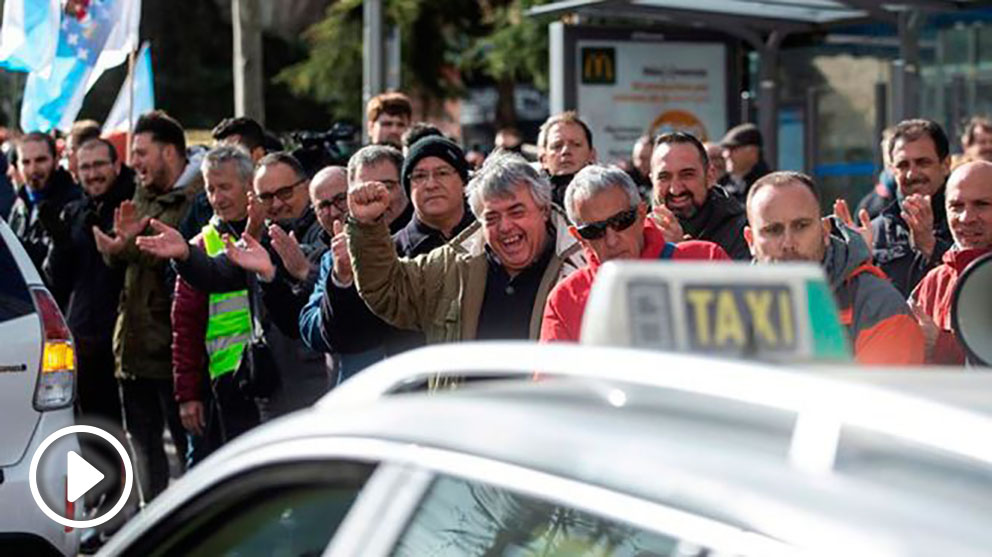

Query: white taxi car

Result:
[99,340,992,557]
[0,218,80,555]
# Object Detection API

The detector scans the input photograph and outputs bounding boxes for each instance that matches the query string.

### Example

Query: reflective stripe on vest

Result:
[202,223,253,379]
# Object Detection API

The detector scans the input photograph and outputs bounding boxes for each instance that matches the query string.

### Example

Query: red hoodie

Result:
[540,219,729,342]
[911,246,992,365]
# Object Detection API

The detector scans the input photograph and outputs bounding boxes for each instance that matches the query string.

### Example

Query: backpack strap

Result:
[659,242,677,260]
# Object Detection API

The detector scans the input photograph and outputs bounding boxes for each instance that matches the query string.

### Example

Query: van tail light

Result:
[31,287,75,411]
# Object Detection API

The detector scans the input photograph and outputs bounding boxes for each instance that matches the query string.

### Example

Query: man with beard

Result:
[867,119,955,296]
[44,138,134,550]
[45,138,134,425]
[960,116,992,163]
[746,171,924,365]
[911,161,992,365]
[366,92,412,149]
[92,110,199,504]
[650,132,750,260]
[8,132,81,278]
[537,111,597,207]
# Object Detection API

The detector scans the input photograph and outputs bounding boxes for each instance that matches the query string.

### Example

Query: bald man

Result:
[310,166,348,237]
[746,171,924,365]
[911,161,992,365]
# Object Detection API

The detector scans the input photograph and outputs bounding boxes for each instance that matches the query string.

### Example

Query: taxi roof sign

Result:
[581,261,851,363]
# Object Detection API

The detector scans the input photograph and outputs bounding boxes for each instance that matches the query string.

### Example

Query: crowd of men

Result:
[4,90,991,549]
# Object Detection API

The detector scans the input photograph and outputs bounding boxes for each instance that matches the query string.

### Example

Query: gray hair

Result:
[346,144,403,186]
[564,165,640,225]
[201,144,254,184]
[467,153,552,219]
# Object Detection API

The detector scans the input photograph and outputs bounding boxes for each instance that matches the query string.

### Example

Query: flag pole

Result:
[125,46,136,165]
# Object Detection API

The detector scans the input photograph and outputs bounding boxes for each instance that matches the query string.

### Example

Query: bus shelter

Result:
[528,0,979,166]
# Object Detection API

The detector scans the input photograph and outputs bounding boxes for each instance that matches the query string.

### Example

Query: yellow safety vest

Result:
[202,223,253,379]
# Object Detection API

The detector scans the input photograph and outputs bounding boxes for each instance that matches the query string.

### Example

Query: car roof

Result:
[205,343,992,556]
[0,217,43,286]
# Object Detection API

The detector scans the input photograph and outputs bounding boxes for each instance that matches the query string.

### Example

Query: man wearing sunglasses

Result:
[540,165,729,342]
[745,171,924,365]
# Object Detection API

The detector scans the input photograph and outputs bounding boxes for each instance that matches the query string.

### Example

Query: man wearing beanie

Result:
[301,137,475,382]
[395,136,476,252]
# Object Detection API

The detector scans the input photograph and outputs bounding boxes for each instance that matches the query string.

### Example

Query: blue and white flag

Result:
[20,0,132,132]
[103,41,154,133]
[0,0,60,73]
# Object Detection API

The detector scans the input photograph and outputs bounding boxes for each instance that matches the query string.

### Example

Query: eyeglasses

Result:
[78,160,112,172]
[257,178,306,204]
[317,192,348,213]
[410,166,457,185]
[574,207,638,240]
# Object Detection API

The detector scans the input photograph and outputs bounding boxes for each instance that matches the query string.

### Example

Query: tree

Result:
[278,0,553,127]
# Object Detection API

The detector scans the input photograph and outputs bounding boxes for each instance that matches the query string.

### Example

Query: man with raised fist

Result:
[346,154,585,357]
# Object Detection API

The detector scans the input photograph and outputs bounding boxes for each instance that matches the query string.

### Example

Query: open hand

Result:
[135,219,191,260]
[833,198,874,248]
[224,232,276,281]
[330,219,352,284]
[650,204,686,242]
[269,224,310,281]
[901,194,935,259]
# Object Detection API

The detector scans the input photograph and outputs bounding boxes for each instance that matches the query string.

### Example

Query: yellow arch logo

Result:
[582,48,615,84]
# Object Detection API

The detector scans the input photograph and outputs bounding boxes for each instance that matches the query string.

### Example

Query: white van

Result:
[0,218,80,555]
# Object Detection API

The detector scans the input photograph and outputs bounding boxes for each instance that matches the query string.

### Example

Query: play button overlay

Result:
[29,425,134,529]
[67,450,105,503]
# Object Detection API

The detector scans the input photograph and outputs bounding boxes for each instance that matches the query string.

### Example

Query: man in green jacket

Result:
[93,110,201,503]
[347,153,585,348]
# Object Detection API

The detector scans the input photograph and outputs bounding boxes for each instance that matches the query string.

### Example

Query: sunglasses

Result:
[575,207,638,240]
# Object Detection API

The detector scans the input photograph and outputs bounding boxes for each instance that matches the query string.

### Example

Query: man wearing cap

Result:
[719,123,772,204]
[301,138,477,382]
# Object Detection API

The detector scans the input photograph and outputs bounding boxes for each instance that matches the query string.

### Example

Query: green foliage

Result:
[466,0,551,90]
[278,0,552,123]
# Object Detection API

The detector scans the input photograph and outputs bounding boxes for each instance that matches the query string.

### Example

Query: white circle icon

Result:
[29,425,134,529]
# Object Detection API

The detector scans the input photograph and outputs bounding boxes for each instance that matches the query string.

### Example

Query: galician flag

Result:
[0,0,60,73]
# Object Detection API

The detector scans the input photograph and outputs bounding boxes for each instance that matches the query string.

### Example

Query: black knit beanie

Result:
[401,136,469,193]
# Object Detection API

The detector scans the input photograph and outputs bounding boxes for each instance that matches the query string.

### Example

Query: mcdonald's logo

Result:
[581,47,615,85]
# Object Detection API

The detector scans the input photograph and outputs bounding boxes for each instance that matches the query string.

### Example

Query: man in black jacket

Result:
[45,138,134,425]
[8,132,81,285]
[868,119,955,296]
[44,138,134,549]
[718,123,772,204]
[650,131,750,260]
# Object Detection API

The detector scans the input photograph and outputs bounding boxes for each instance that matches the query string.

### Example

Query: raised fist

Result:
[347,182,391,225]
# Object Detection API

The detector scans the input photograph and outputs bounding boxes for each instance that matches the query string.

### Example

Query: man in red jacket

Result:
[541,165,728,342]
[911,160,992,364]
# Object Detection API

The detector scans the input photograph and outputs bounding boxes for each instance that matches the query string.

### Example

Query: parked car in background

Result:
[0,218,80,555]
